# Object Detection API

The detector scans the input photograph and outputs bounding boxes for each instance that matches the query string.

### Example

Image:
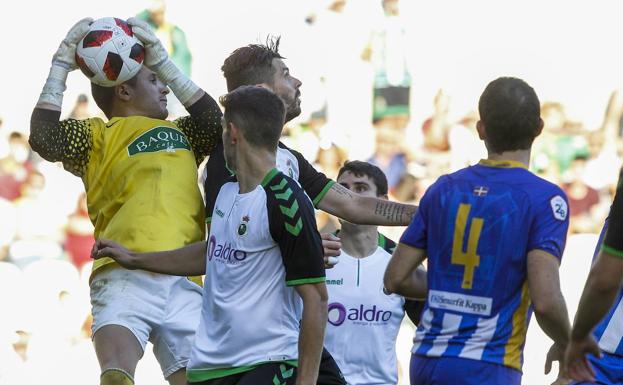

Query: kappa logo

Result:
[550,195,568,221]
[127,126,190,156]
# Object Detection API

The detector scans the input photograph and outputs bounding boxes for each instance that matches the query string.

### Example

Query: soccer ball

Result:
[75,17,145,87]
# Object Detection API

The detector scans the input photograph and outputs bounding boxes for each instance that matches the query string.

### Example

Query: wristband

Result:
[154,59,199,106]
[37,63,70,108]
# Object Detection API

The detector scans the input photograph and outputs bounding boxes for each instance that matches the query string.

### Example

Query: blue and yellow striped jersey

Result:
[400,160,569,371]
[592,219,623,357]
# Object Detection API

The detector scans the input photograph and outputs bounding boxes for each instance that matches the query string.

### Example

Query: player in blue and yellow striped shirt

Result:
[565,176,623,384]
[385,77,571,385]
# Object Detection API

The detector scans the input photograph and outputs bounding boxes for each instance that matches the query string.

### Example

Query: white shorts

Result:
[90,267,203,378]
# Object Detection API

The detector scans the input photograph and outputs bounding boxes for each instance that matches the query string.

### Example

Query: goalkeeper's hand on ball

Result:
[53,17,93,70]
[127,17,199,105]
[126,17,168,69]
[38,17,92,109]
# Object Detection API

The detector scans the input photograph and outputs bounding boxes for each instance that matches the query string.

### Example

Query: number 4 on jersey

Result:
[451,203,484,290]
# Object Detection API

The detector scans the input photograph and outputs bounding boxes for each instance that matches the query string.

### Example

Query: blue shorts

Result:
[570,352,623,385]
[410,355,522,385]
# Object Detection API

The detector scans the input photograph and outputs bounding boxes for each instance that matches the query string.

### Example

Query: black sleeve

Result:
[265,174,326,285]
[29,108,93,177]
[378,232,397,254]
[280,143,334,207]
[203,140,233,225]
[174,93,222,165]
[603,179,623,257]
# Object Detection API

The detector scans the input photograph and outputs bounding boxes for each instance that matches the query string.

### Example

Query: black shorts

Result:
[318,347,347,385]
[188,362,297,385]
[189,348,346,385]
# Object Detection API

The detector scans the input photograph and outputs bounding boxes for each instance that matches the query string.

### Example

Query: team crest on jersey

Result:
[127,126,190,156]
[550,195,568,221]
[238,215,250,236]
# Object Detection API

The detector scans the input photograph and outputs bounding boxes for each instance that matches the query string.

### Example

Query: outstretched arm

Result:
[30,18,94,177]
[318,183,417,226]
[92,238,207,276]
[283,144,417,226]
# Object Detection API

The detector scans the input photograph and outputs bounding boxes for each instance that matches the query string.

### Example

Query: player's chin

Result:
[157,106,169,120]
[285,105,302,122]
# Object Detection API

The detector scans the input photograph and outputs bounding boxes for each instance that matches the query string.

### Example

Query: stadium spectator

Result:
[0,132,34,201]
[563,155,602,233]
[368,127,408,191]
[64,193,95,269]
[363,0,412,128]
[67,94,91,120]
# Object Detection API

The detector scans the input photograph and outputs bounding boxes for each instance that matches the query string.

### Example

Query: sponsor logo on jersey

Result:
[328,302,393,326]
[238,215,250,236]
[207,235,247,264]
[215,207,225,218]
[428,290,492,316]
[326,278,343,286]
[127,126,190,156]
[550,195,568,221]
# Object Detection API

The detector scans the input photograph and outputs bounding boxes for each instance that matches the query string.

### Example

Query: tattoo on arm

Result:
[331,183,356,198]
[375,201,413,223]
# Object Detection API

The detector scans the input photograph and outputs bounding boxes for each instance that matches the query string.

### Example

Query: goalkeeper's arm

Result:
[30,18,93,177]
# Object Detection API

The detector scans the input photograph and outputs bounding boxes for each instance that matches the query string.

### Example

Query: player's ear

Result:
[115,83,133,102]
[535,118,544,137]
[476,120,486,140]
[229,122,240,144]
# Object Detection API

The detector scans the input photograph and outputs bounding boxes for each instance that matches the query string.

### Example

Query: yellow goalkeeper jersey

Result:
[84,116,205,274]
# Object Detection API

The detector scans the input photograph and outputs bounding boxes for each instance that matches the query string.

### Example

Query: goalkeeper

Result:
[29,18,222,385]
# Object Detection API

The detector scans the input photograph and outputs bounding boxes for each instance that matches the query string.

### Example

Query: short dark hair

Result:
[90,75,139,119]
[222,37,284,92]
[221,86,285,151]
[478,77,541,154]
[337,160,388,196]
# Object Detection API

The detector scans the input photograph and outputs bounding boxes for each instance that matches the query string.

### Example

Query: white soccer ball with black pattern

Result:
[75,17,145,87]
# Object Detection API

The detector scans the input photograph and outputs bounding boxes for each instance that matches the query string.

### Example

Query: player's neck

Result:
[235,150,277,194]
[487,149,531,168]
[340,223,378,259]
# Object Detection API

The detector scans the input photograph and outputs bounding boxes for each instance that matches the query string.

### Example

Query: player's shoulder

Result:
[262,169,307,198]
[518,172,569,221]
[520,172,566,200]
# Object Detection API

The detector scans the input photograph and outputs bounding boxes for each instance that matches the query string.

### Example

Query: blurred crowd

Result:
[1,0,623,384]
